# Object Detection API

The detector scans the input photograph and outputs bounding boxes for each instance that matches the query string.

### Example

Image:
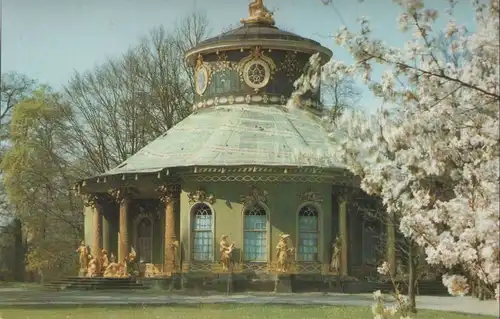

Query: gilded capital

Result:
[82,193,103,209]
[336,187,353,203]
[108,186,136,204]
[156,184,180,204]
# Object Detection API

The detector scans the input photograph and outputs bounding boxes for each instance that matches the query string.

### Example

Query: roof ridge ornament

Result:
[240,0,275,26]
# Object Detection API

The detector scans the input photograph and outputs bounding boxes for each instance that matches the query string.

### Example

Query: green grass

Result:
[0,282,42,289]
[0,304,495,319]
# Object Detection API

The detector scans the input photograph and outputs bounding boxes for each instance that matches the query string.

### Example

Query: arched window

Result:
[297,205,319,262]
[192,203,213,261]
[137,217,152,263]
[243,204,267,261]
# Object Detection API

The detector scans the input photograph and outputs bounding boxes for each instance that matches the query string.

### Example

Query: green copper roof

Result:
[101,104,342,176]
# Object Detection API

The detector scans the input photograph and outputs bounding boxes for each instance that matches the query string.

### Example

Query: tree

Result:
[0,72,35,138]
[295,0,499,300]
[356,198,433,312]
[1,87,83,283]
[0,218,24,281]
[0,73,36,282]
[321,75,361,121]
[62,13,210,177]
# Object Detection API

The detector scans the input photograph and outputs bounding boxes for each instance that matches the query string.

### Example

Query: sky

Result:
[2,0,478,112]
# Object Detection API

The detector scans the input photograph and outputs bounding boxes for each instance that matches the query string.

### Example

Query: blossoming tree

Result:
[294,0,499,297]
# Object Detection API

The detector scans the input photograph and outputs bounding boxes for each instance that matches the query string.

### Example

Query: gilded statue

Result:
[101,249,109,273]
[219,235,235,272]
[145,264,162,277]
[330,236,341,273]
[240,0,275,26]
[127,252,139,277]
[76,241,89,276]
[276,234,294,272]
[103,253,120,278]
[116,261,127,277]
[87,254,98,277]
[169,239,179,270]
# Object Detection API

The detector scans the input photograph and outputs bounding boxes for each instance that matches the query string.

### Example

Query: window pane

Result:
[298,206,319,262]
[193,231,213,261]
[244,230,267,261]
[192,203,213,261]
[193,204,212,231]
[299,216,318,231]
[298,232,318,261]
[243,206,267,262]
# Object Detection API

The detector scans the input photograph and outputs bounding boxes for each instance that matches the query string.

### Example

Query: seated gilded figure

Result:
[101,249,109,273]
[86,254,98,277]
[103,253,123,278]
[240,0,275,25]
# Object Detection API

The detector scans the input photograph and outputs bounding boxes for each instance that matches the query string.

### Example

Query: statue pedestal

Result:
[78,268,86,277]
[218,272,234,293]
[273,274,292,293]
[168,273,182,291]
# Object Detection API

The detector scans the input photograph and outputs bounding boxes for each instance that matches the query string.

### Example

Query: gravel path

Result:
[0,290,497,317]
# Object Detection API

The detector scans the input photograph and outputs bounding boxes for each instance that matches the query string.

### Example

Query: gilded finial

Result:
[240,0,275,26]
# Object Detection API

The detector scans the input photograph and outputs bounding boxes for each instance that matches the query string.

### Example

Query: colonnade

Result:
[84,184,179,275]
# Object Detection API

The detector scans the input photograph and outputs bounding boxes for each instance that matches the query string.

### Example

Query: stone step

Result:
[44,276,147,291]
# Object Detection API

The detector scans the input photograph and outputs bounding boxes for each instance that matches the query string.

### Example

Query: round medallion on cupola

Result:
[239,47,276,92]
[195,54,210,95]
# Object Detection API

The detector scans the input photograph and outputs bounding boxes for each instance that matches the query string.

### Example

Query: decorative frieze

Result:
[240,185,268,206]
[299,189,323,204]
[187,187,216,204]
[193,94,322,111]
[276,51,302,83]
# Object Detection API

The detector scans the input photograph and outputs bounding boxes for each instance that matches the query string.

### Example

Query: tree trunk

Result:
[12,218,25,282]
[38,268,44,285]
[408,243,417,313]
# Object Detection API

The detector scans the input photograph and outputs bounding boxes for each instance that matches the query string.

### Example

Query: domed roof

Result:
[199,24,322,47]
[185,2,332,67]
[80,1,342,184]
[185,23,331,65]
[101,104,342,177]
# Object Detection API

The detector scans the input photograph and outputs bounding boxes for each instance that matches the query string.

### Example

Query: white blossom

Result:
[293,0,500,294]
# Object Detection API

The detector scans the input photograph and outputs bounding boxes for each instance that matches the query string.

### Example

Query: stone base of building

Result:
[138,273,381,294]
[47,273,448,295]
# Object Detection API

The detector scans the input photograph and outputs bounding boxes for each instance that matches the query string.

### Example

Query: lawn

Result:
[0,304,495,319]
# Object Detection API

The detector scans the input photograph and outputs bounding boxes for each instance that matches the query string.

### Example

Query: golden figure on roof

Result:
[240,0,275,26]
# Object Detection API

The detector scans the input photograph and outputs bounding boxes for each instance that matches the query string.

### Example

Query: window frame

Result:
[190,202,215,262]
[242,203,269,263]
[296,203,322,263]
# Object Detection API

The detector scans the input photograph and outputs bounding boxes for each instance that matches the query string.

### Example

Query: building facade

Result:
[77,1,395,288]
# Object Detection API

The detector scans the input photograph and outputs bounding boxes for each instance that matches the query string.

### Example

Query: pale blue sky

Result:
[2,0,477,111]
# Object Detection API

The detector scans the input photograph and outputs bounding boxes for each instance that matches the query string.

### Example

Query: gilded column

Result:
[83,194,103,274]
[101,213,110,253]
[386,212,396,276]
[110,187,134,262]
[338,194,348,276]
[92,201,101,260]
[157,184,179,273]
